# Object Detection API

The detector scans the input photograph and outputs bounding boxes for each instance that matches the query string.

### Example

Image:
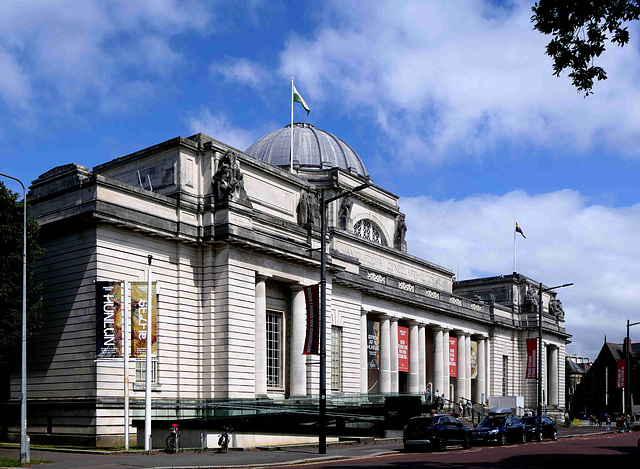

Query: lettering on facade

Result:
[470,303,483,312]
[343,244,451,290]
[449,296,462,306]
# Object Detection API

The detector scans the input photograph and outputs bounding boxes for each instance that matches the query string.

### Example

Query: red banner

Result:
[302,284,320,355]
[398,326,409,372]
[617,359,625,389]
[526,338,537,379]
[449,337,457,377]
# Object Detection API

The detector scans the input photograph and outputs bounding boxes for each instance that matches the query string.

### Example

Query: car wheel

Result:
[436,437,446,452]
[537,431,544,442]
[520,432,527,444]
[551,430,558,441]
[462,434,472,450]
[499,433,507,446]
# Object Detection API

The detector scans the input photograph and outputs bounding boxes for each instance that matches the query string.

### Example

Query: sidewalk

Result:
[0,425,621,469]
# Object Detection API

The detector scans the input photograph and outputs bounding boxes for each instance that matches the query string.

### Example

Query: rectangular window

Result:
[502,355,509,396]
[136,358,158,384]
[331,326,342,391]
[266,311,283,388]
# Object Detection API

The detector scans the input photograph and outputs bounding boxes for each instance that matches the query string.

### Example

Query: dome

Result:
[245,123,369,178]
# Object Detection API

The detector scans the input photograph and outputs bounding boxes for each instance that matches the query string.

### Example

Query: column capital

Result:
[389,316,400,324]
[255,273,269,282]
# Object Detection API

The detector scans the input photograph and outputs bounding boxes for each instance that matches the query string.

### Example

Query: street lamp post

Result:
[319,182,370,454]
[625,319,640,417]
[0,173,29,463]
[537,282,572,417]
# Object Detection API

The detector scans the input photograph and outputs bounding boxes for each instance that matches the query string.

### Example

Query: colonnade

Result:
[253,276,560,409]
[360,312,490,404]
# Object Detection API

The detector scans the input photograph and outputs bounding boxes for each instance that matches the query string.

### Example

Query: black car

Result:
[521,415,558,442]
[403,414,472,451]
[471,415,527,445]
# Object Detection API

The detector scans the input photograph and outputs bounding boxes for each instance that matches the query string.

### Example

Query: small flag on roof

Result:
[515,222,526,239]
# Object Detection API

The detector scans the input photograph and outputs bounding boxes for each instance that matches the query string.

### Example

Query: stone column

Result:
[476,337,486,403]
[465,334,472,400]
[433,327,444,399]
[456,332,466,402]
[379,315,391,393]
[443,328,450,402]
[549,345,559,406]
[418,324,426,394]
[290,286,307,398]
[255,275,267,397]
[485,337,491,401]
[390,318,399,393]
[360,310,368,394]
[408,322,419,393]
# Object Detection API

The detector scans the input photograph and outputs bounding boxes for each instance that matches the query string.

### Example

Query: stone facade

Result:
[4,131,570,447]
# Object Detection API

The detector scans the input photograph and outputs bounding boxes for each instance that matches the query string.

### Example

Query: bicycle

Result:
[218,425,232,453]
[166,423,180,453]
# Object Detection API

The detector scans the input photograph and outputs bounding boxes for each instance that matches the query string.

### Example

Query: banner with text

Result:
[130,281,158,358]
[398,326,409,372]
[302,284,320,355]
[367,320,380,369]
[526,338,537,379]
[617,359,625,388]
[95,281,124,359]
[449,337,457,377]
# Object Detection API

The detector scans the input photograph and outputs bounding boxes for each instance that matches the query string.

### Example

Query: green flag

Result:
[293,85,310,115]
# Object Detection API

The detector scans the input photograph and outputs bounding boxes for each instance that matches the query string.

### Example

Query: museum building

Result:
[7,123,570,446]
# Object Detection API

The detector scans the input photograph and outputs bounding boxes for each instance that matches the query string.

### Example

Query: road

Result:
[266,432,639,468]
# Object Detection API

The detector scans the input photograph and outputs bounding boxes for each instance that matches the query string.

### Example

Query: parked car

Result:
[521,415,558,441]
[471,415,527,445]
[403,414,472,451]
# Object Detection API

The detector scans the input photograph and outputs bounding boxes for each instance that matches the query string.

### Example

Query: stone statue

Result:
[338,198,352,230]
[525,286,539,312]
[550,298,565,319]
[297,189,321,229]
[394,214,407,252]
[213,150,250,204]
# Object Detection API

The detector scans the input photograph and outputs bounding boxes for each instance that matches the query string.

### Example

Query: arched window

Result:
[354,219,383,244]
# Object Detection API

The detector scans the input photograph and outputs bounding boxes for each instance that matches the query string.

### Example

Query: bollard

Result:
[201,432,205,452]
[148,434,152,455]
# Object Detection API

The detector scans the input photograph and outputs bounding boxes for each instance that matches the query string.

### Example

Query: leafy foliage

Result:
[531,0,640,96]
[0,182,43,368]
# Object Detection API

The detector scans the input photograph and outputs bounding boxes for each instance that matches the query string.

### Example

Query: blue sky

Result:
[1,0,640,361]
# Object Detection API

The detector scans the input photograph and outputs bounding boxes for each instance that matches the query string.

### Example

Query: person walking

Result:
[424,386,431,405]
[605,414,611,431]
[466,399,472,418]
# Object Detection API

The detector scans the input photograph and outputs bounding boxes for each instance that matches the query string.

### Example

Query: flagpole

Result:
[291,77,294,172]
[513,217,517,273]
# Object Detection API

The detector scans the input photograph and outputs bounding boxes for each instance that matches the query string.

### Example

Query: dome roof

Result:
[245,123,369,178]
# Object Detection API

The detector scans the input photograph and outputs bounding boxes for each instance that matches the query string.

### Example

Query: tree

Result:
[0,181,43,383]
[531,0,640,96]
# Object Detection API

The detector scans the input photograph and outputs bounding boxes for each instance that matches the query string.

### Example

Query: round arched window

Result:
[354,219,383,244]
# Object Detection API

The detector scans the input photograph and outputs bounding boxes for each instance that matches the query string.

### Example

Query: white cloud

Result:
[209,57,272,89]
[400,189,640,360]
[279,0,640,165]
[0,0,216,117]
[187,109,256,151]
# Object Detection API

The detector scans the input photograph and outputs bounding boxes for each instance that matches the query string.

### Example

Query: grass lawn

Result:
[0,457,54,466]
